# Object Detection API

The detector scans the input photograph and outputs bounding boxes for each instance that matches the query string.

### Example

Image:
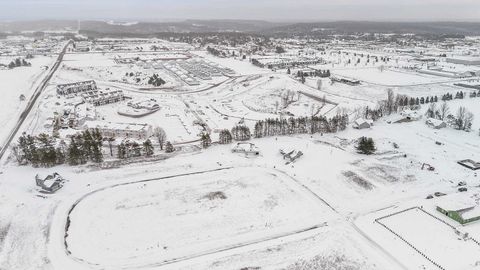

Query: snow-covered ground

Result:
[0,56,56,144]
[1,37,480,270]
[66,167,335,268]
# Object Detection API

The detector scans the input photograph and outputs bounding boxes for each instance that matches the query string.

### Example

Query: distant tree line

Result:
[253,114,348,138]
[14,129,173,167]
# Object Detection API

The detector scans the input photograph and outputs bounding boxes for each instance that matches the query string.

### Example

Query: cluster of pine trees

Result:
[218,129,233,144]
[398,95,438,107]
[64,129,103,165]
[15,129,169,167]
[253,114,348,138]
[231,125,251,141]
[148,74,166,87]
[206,46,226,57]
[117,139,156,159]
[8,58,31,69]
[399,90,478,108]
[216,125,251,146]
[201,133,212,148]
[14,129,104,167]
[356,137,376,155]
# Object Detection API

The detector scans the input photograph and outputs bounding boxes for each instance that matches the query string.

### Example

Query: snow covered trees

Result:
[356,137,376,155]
[231,125,251,141]
[253,114,348,138]
[218,129,233,144]
[201,133,212,148]
[16,129,104,167]
[165,141,175,153]
[8,58,31,69]
[147,74,166,87]
[454,106,474,131]
[438,102,450,121]
[143,139,154,157]
[153,127,167,150]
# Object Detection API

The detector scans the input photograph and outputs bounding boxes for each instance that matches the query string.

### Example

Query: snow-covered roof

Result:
[354,118,373,126]
[400,109,422,120]
[436,192,476,212]
[83,121,150,132]
[426,118,446,127]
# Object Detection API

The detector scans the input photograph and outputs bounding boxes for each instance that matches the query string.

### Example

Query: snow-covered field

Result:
[66,167,334,267]
[333,68,448,86]
[0,56,55,143]
[2,37,480,270]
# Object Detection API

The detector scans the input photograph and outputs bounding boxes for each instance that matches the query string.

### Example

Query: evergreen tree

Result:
[219,129,233,144]
[67,137,81,165]
[143,139,154,157]
[117,143,126,159]
[37,133,56,167]
[165,141,175,153]
[27,135,39,167]
[355,137,376,155]
[201,133,212,148]
[231,125,251,141]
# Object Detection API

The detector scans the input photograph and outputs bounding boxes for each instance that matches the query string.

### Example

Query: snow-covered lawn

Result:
[65,167,334,268]
[379,207,480,270]
[0,56,55,143]
[333,68,450,86]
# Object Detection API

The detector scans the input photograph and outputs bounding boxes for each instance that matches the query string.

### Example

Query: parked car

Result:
[434,192,446,197]
[458,187,468,192]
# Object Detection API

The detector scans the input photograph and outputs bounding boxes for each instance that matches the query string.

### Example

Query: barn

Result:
[436,193,480,225]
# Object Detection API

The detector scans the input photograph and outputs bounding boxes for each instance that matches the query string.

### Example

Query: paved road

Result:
[0,40,72,161]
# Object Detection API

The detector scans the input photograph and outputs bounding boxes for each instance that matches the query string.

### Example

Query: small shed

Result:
[353,118,373,129]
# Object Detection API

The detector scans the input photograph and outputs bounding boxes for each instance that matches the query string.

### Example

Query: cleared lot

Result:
[65,167,334,268]
[379,207,480,270]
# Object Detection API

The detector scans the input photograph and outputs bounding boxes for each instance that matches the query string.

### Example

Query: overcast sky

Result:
[0,0,479,21]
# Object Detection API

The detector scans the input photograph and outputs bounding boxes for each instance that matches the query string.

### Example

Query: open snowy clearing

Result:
[0,56,55,143]
[379,207,480,270]
[65,167,334,268]
[333,68,451,86]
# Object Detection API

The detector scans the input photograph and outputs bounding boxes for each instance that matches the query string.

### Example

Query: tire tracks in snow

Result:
[61,166,337,269]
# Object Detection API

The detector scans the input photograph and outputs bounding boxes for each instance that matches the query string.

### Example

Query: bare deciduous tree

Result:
[153,127,167,150]
[439,102,450,120]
